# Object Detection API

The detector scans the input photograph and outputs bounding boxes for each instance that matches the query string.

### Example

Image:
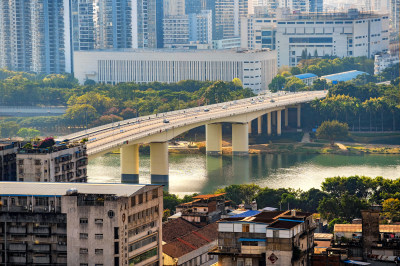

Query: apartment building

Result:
[176,193,227,226]
[0,0,72,74]
[241,16,277,50]
[215,0,251,40]
[0,142,19,181]
[276,10,390,67]
[71,0,96,51]
[17,142,88,183]
[0,182,163,265]
[74,48,277,94]
[210,210,316,265]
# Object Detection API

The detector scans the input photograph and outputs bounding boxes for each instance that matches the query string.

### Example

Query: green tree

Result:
[268,75,287,92]
[290,67,301,75]
[382,198,400,223]
[316,120,349,145]
[232,78,243,88]
[17,128,40,139]
[328,218,349,233]
[65,104,98,126]
[284,77,306,92]
[0,121,20,138]
[219,184,261,205]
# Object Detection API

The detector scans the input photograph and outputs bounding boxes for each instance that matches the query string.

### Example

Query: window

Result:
[80,218,88,224]
[138,194,143,204]
[152,189,158,199]
[108,210,115,218]
[273,230,279,238]
[129,248,158,265]
[114,227,119,239]
[95,249,103,255]
[95,219,103,224]
[95,234,103,239]
[242,224,250,232]
[80,233,88,239]
[131,196,136,206]
[80,248,88,254]
[128,234,158,252]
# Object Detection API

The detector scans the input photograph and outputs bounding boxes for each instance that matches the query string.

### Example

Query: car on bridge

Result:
[163,119,170,123]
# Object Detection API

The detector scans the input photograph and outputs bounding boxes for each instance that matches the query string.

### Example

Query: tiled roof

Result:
[267,220,301,229]
[335,224,400,233]
[192,193,226,199]
[162,218,199,243]
[163,223,218,258]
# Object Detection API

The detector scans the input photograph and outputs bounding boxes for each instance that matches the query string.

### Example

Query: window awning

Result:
[343,260,371,265]
[239,238,266,242]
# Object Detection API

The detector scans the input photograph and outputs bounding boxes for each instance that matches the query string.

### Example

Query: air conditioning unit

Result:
[44,207,48,212]
[218,246,223,250]
[23,206,28,210]
[51,207,55,212]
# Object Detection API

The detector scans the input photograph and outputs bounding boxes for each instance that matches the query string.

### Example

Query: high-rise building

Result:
[0,142,18,181]
[390,0,399,31]
[189,10,213,44]
[215,0,252,40]
[241,16,276,50]
[0,182,163,265]
[71,0,95,51]
[278,0,323,13]
[163,15,190,47]
[0,0,72,74]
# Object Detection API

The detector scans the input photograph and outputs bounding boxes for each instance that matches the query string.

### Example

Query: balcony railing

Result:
[9,227,27,234]
[9,243,27,251]
[241,245,266,255]
[32,256,50,264]
[9,256,26,263]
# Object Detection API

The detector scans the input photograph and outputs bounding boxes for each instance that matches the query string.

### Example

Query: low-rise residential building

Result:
[210,209,316,265]
[163,223,218,266]
[374,52,400,75]
[320,70,369,84]
[0,141,18,181]
[0,182,163,265]
[17,141,88,183]
[176,193,227,226]
[294,73,318,86]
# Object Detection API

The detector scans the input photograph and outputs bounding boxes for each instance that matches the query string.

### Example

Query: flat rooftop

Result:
[0,182,157,197]
[75,48,271,54]
[321,70,368,82]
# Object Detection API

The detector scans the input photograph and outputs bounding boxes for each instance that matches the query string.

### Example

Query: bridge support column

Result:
[285,108,289,128]
[232,123,248,156]
[121,144,139,183]
[277,110,282,136]
[248,120,252,134]
[150,142,169,183]
[267,112,272,136]
[257,116,262,135]
[206,123,222,155]
[297,104,301,128]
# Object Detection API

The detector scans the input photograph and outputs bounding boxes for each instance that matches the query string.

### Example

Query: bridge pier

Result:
[232,123,249,156]
[257,116,262,135]
[150,142,169,184]
[267,112,272,136]
[248,120,252,134]
[206,123,222,155]
[297,104,301,128]
[121,144,139,183]
[277,110,282,136]
[285,108,289,128]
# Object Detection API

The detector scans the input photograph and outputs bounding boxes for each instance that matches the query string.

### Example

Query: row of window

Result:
[131,189,158,206]
[80,248,103,255]
[80,218,103,224]
[129,247,158,265]
[128,220,157,237]
[79,233,103,239]
[127,206,159,223]
[128,234,157,252]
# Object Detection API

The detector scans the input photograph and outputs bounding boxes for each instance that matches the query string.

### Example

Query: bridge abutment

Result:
[206,123,222,155]
[232,123,249,156]
[150,142,169,184]
[121,144,139,183]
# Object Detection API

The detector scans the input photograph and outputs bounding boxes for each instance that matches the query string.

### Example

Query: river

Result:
[87,153,400,195]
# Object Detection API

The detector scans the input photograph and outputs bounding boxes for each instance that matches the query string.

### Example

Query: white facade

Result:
[212,37,242,49]
[189,10,213,44]
[276,11,390,67]
[241,16,277,50]
[74,49,277,94]
[374,53,400,74]
[163,16,190,47]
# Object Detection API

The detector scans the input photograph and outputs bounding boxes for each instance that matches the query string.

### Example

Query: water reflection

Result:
[87,153,400,196]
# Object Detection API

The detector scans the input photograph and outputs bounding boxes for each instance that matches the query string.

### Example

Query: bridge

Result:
[0,106,67,117]
[59,91,327,184]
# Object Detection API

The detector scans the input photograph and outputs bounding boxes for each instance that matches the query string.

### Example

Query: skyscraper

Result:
[215,0,251,40]
[71,0,95,51]
[0,0,72,74]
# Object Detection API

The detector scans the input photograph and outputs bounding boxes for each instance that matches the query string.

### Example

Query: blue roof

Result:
[231,210,261,218]
[321,70,368,82]
[294,73,317,79]
[239,238,266,242]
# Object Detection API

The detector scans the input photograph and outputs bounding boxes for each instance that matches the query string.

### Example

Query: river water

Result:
[87,153,400,196]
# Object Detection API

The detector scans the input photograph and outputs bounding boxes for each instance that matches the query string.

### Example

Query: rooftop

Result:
[231,210,261,218]
[192,193,226,200]
[321,70,368,82]
[267,219,303,229]
[295,73,318,79]
[163,223,218,259]
[162,218,199,243]
[0,182,155,197]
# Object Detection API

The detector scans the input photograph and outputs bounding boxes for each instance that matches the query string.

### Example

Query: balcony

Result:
[9,227,27,235]
[33,227,50,235]
[241,245,266,255]
[9,256,26,264]
[32,255,50,264]
[32,244,51,252]
[9,243,27,251]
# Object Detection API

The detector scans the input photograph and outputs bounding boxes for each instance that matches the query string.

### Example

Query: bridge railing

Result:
[87,91,326,155]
